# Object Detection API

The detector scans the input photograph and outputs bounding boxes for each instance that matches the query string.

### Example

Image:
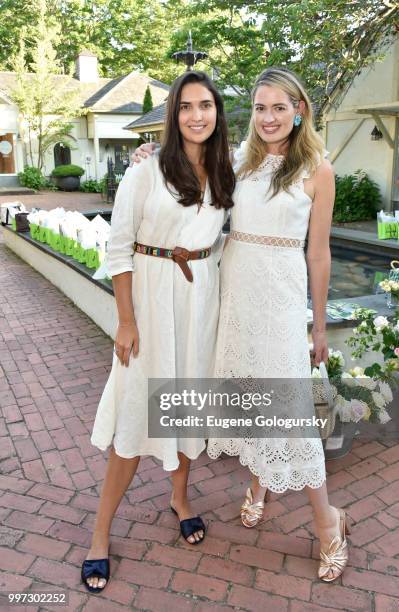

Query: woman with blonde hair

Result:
[207,66,349,582]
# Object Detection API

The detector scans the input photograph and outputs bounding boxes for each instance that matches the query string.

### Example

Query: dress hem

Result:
[91,436,206,472]
[207,446,326,493]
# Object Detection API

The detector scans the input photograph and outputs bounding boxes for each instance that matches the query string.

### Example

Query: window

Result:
[54,143,71,166]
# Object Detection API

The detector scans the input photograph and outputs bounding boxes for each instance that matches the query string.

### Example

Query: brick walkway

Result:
[0,191,112,213]
[1,226,399,612]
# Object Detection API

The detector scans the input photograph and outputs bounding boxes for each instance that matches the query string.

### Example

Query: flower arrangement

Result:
[336,367,392,424]
[312,348,393,425]
[346,308,399,377]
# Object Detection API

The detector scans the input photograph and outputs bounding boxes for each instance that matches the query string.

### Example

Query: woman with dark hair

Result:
[81,70,235,593]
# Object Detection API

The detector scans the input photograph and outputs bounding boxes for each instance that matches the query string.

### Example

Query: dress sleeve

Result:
[106,158,154,277]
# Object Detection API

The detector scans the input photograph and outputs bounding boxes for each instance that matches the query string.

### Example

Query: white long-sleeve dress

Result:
[207,150,327,493]
[91,154,226,470]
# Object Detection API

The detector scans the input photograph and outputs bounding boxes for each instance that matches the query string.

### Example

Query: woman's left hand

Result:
[311,329,328,366]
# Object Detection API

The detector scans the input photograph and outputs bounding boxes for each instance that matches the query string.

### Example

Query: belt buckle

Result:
[172,246,190,262]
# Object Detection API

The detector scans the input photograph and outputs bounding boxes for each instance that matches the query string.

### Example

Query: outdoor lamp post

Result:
[172,31,208,71]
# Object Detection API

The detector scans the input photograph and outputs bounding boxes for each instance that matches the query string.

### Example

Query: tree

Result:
[10,0,85,171]
[142,86,154,114]
[168,1,398,114]
[0,0,188,83]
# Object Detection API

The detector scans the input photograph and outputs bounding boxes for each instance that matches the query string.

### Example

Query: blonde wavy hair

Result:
[237,67,325,197]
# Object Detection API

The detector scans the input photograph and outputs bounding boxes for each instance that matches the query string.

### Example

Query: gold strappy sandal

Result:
[318,508,350,582]
[240,487,268,528]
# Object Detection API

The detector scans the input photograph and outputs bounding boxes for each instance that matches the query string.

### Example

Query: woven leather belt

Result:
[134,242,211,282]
[230,230,305,248]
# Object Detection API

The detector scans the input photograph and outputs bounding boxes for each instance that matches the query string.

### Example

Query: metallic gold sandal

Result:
[240,487,268,528]
[318,508,350,582]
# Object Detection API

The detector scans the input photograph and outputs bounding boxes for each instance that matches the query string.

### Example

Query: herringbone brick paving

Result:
[1,225,399,612]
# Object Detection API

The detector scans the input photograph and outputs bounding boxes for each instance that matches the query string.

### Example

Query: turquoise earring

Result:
[294,114,302,127]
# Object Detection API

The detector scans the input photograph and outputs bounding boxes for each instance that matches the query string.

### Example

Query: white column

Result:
[93,134,100,180]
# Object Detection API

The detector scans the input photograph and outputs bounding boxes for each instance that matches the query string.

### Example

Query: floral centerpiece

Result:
[312,347,394,425]
[346,308,399,377]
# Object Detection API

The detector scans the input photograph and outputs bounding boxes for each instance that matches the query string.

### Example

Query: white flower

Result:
[379,280,391,292]
[351,366,365,377]
[395,321,399,332]
[374,316,389,332]
[372,391,386,409]
[341,372,357,387]
[328,349,345,367]
[311,367,322,379]
[355,375,377,391]
[379,381,393,403]
[350,399,369,423]
[379,409,391,424]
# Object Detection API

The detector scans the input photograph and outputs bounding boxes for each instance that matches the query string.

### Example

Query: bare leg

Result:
[170,452,204,544]
[306,482,343,581]
[85,447,140,588]
[249,474,268,503]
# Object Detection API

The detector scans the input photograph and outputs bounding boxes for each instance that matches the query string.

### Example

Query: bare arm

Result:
[112,272,139,366]
[306,159,335,365]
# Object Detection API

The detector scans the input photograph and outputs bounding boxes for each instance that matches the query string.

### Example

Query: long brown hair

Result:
[159,71,235,210]
[237,67,325,197]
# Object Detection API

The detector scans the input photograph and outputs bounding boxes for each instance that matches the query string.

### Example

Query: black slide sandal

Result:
[171,506,206,544]
[81,558,110,593]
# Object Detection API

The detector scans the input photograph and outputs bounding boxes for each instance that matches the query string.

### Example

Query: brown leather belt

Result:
[134,242,211,282]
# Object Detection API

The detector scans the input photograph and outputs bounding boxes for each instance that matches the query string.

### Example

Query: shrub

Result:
[333,170,382,223]
[80,179,103,193]
[51,164,85,177]
[18,166,47,190]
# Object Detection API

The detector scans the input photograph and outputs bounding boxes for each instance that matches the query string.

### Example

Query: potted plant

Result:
[51,164,85,191]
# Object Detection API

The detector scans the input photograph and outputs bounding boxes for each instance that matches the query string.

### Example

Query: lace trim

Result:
[207,440,326,492]
[230,230,305,249]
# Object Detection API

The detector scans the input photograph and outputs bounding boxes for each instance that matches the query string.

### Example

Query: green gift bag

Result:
[47,229,55,249]
[59,234,67,254]
[72,241,81,260]
[29,223,39,240]
[38,225,47,243]
[378,221,398,240]
[11,217,16,231]
[65,237,75,256]
[85,248,98,269]
[52,233,61,252]
[97,249,105,270]
[78,246,88,265]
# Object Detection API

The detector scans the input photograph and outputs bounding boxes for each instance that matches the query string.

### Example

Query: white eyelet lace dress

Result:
[207,150,327,493]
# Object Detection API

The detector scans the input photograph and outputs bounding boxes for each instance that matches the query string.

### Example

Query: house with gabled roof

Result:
[124,102,166,143]
[321,31,399,210]
[0,50,169,185]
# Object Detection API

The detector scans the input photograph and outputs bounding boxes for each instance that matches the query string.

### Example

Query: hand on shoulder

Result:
[130,142,158,166]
